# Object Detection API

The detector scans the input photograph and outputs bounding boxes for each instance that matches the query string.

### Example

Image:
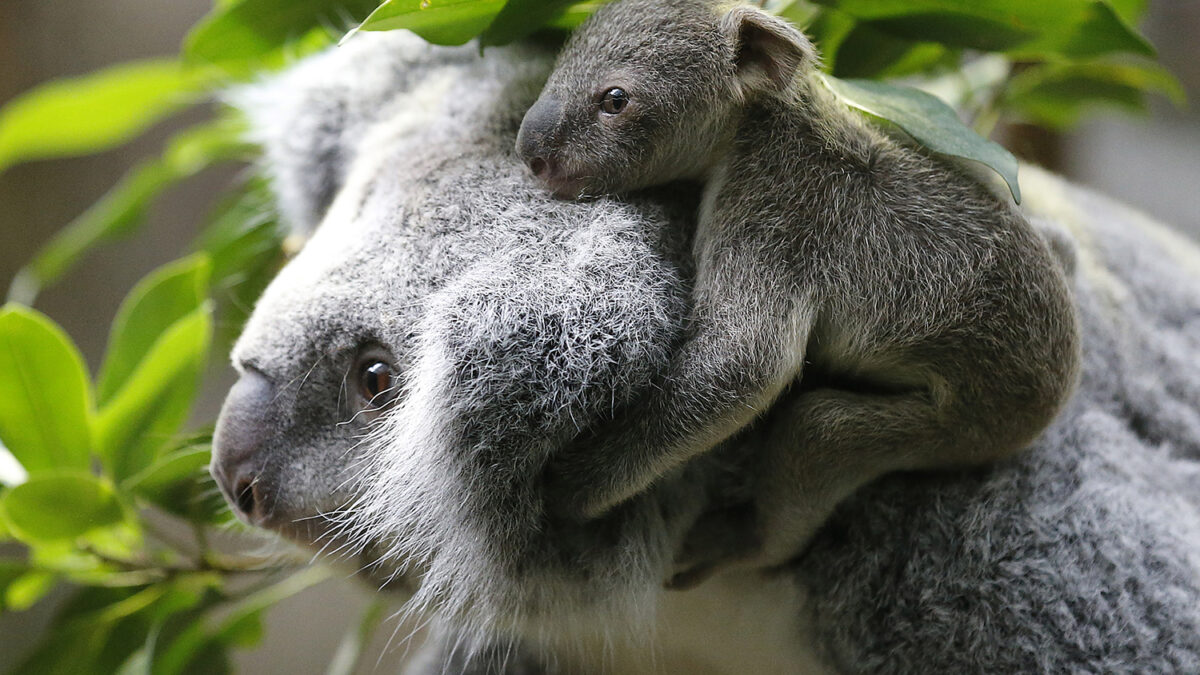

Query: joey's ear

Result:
[721,6,815,95]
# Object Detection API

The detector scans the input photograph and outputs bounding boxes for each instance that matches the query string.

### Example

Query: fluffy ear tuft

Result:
[722,6,815,95]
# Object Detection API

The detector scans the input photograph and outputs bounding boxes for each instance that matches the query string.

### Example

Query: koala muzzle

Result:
[516,96,563,179]
[211,368,277,525]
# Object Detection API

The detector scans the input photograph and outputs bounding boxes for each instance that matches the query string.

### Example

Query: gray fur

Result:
[518,0,1081,574]
[214,30,1200,674]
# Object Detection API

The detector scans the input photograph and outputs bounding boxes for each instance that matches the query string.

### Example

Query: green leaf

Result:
[1020,1,1152,60]
[0,60,208,173]
[0,305,92,474]
[124,445,226,524]
[97,256,212,405]
[5,570,58,611]
[0,560,32,608]
[831,22,953,79]
[811,0,1153,59]
[191,179,286,350]
[820,74,1021,202]
[135,582,226,675]
[352,0,509,45]
[10,586,161,675]
[479,0,579,46]
[29,540,107,576]
[95,306,213,481]
[774,0,822,28]
[7,118,249,305]
[0,474,125,543]
[115,647,152,675]
[1003,60,1184,128]
[1103,0,1147,22]
[155,567,330,675]
[185,0,376,73]
[543,1,609,30]
[802,8,857,72]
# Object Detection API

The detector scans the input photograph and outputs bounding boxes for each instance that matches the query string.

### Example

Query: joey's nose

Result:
[516,96,563,173]
[212,368,276,523]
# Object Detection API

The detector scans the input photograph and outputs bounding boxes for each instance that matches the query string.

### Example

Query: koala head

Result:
[211,34,720,645]
[515,0,814,199]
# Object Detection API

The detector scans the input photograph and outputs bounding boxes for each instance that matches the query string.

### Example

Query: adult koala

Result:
[213,32,1200,674]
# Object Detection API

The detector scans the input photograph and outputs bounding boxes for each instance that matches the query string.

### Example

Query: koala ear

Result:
[722,6,815,95]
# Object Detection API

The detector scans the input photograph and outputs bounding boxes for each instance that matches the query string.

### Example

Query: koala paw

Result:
[666,504,761,590]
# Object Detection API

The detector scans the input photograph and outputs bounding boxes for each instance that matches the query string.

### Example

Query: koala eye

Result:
[600,88,629,115]
[358,360,398,408]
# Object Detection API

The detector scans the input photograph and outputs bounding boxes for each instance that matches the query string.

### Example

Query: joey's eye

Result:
[359,360,396,406]
[600,88,629,115]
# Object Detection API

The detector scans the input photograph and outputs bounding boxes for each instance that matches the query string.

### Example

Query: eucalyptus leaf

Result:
[0,60,207,173]
[29,540,108,575]
[831,23,952,79]
[0,560,32,608]
[10,587,159,675]
[1004,60,1185,128]
[7,118,249,305]
[352,0,509,45]
[136,583,227,675]
[186,0,376,73]
[1025,1,1152,60]
[479,0,579,46]
[155,567,329,675]
[192,179,287,350]
[0,305,92,474]
[4,569,57,611]
[115,647,152,675]
[801,8,857,72]
[0,474,125,543]
[544,1,608,30]
[124,445,226,524]
[811,0,1152,59]
[1103,0,1147,22]
[95,305,213,481]
[821,74,1021,202]
[773,0,821,29]
[97,255,212,405]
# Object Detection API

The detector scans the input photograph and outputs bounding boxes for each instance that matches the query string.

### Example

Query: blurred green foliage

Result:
[0,0,1182,671]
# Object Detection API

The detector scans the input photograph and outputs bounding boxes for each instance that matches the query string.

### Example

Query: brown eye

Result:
[359,361,395,405]
[600,88,629,115]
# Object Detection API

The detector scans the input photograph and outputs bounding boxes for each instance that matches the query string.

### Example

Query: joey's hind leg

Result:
[668,390,958,585]
[750,386,1036,567]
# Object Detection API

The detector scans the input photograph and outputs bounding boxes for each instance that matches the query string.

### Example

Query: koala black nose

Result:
[516,96,563,172]
[212,368,276,524]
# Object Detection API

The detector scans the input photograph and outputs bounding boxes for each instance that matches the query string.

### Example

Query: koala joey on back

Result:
[518,0,1082,579]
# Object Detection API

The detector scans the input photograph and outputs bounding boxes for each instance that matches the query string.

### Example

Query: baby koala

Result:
[517,0,1080,583]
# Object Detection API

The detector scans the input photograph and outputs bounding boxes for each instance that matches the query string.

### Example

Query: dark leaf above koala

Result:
[820,74,1022,202]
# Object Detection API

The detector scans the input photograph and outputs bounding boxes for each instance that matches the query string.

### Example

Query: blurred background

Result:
[1,0,1198,672]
